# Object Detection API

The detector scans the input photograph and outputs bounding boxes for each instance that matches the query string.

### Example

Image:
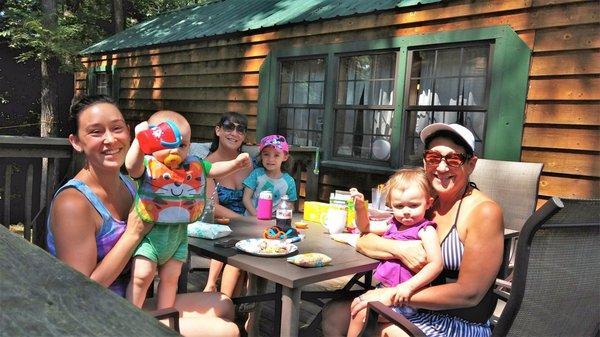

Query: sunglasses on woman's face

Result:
[423,150,470,168]
[220,121,247,134]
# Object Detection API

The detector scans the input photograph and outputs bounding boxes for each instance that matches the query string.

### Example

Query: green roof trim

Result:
[80,0,444,55]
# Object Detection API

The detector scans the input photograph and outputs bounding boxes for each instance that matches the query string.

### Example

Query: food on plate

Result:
[215,217,230,224]
[257,240,289,254]
[294,221,308,229]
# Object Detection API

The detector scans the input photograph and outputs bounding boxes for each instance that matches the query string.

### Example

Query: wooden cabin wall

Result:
[76,0,599,203]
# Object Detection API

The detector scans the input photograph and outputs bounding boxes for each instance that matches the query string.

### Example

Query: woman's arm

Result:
[242,187,256,216]
[356,233,427,271]
[52,190,149,288]
[408,200,504,310]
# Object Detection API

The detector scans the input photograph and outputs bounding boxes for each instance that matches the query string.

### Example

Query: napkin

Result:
[330,233,360,247]
[187,221,232,239]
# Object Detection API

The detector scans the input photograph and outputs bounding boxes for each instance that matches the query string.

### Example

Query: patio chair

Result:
[359,197,600,337]
[469,158,543,278]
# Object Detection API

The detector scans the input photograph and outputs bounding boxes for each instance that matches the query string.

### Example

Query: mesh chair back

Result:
[470,159,543,232]
[494,198,600,337]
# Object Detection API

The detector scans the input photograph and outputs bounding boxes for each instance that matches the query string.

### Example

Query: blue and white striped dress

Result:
[403,192,492,337]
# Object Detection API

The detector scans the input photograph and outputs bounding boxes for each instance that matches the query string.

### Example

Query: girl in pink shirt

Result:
[347,168,443,337]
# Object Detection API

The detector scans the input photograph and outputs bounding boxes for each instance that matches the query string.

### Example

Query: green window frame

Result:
[258,25,531,173]
[87,64,119,99]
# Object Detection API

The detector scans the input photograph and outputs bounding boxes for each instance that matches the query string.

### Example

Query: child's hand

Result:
[235,152,252,170]
[392,284,414,306]
[134,121,149,136]
[349,188,365,203]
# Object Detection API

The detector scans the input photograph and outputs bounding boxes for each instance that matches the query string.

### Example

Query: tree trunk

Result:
[40,59,58,137]
[112,0,125,33]
[41,0,58,137]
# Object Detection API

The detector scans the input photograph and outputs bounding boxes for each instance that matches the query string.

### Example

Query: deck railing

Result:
[0,136,78,248]
[0,136,320,248]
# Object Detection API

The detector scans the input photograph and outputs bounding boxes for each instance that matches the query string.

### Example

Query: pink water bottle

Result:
[256,191,273,220]
[137,120,182,154]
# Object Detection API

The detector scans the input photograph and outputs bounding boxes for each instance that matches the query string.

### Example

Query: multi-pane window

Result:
[95,72,110,95]
[277,58,325,147]
[403,44,491,165]
[334,52,396,164]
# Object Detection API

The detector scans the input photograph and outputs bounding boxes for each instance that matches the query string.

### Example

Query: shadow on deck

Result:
[186,255,355,337]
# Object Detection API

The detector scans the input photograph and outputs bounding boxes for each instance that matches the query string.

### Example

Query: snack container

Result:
[303,201,330,223]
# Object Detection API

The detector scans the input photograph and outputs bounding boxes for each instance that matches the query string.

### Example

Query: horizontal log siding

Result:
[80,0,599,201]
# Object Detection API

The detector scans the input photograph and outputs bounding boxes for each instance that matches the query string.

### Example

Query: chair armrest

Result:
[149,307,180,333]
[359,301,426,337]
[494,278,512,301]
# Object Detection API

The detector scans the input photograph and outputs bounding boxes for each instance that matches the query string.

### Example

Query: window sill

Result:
[320,160,396,175]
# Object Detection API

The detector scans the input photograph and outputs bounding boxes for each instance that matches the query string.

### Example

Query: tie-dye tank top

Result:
[46,173,136,297]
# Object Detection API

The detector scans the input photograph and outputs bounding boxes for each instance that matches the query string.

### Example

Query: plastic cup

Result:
[137,120,182,154]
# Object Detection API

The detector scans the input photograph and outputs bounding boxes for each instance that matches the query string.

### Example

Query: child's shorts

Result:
[134,224,188,265]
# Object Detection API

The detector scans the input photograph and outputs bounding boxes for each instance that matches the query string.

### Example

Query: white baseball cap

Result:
[419,123,475,152]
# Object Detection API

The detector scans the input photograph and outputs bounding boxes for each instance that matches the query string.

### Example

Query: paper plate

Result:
[235,238,298,257]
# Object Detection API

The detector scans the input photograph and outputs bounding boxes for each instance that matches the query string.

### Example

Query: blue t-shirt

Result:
[243,167,297,214]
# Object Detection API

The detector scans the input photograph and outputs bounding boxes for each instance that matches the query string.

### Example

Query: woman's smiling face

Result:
[70,103,130,170]
[424,137,476,195]
[215,119,246,151]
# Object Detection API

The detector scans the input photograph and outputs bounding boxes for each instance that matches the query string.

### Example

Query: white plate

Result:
[235,238,298,257]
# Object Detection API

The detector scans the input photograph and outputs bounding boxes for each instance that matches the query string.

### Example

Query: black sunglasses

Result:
[423,150,470,168]
[220,120,247,134]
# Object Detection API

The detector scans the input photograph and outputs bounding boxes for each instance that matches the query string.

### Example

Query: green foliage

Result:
[0,0,214,72]
[0,0,107,72]
[128,0,213,25]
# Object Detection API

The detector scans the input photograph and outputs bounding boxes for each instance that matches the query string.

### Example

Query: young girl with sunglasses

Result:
[346,168,443,337]
[242,135,297,216]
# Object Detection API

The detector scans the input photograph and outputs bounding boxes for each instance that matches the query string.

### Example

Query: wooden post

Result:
[24,164,34,242]
[3,165,11,228]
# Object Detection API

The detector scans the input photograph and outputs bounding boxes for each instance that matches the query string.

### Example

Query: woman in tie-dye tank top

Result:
[47,95,239,337]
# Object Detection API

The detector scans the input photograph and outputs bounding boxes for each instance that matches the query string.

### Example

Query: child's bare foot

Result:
[203,284,217,292]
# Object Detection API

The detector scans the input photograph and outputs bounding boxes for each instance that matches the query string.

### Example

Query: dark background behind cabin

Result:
[0,38,74,226]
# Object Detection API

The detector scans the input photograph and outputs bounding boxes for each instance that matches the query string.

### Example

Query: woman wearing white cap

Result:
[322,123,504,337]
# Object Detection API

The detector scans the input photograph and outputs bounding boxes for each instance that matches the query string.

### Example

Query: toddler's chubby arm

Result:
[242,187,256,216]
[350,188,387,235]
[350,188,370,234]
[125,122,149,179]
[393,225,443,306]
[208,152,252,178]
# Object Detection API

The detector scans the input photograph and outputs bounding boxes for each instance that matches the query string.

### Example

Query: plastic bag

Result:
[187,221,232,239]
[286,253,332,268]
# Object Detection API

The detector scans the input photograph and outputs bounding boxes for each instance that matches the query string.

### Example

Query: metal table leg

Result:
[246,274,267,337]
[280,286,301,337]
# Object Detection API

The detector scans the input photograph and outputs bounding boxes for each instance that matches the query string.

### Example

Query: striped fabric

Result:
[440,225,463,271]
[408,310,491,337]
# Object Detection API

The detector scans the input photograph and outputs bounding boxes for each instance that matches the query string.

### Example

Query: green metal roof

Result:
[81,0,443,55]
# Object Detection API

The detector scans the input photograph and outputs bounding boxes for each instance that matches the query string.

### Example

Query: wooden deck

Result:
[186,255,357,337]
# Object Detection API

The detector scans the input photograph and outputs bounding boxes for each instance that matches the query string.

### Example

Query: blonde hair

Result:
[383,167,432,206]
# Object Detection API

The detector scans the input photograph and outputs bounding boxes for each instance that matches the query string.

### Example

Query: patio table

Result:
[0,225,179,337]
[187,215,379,337]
